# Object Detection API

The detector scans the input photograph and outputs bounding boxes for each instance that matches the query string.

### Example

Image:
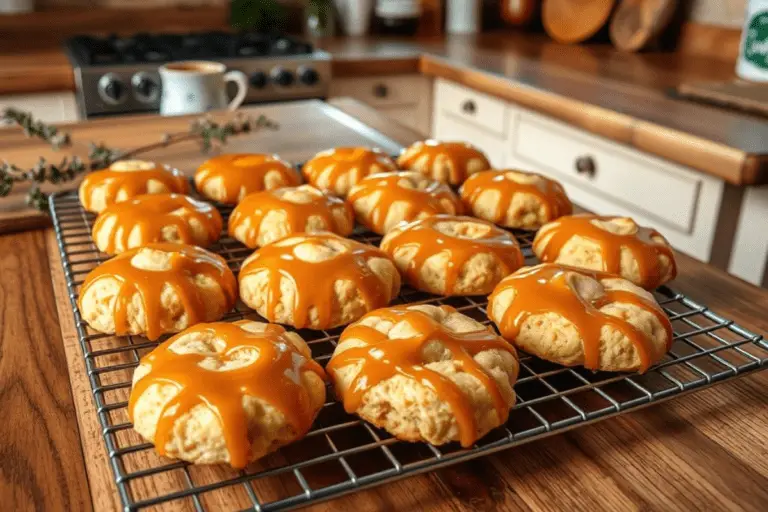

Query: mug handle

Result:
[224,70,248,111]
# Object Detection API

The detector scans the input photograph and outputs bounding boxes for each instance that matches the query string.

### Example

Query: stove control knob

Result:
[298,66,320,86]
[270,67,294,87]
[98,74,126,105]
[132,73,159,102]
[250,71,268,89]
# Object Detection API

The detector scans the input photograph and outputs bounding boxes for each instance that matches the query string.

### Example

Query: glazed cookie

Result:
[194,153,300,204]
[92,193,223,255]
[380,215,524,296]
[228,185,354,249]
[397,140,491,185]
[239,233,401,330]
[488,263,673,373]
[79,160,189,213]
[302,147,398,197]
[533,214,677,289]
[346,171,463,235]
[460,169,572,230]
[327,304,519,447]
[129,320,326,467]
[78,243,237,340]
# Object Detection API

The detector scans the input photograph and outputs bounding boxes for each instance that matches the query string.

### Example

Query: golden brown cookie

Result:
[533,214,677,289]
[488,263,673,373]
[397,140,491,185]
[129,320,326,467]
[380,215,524,295]
[327,304,519,446]
[194,153,300,204]
[302,147,398,197]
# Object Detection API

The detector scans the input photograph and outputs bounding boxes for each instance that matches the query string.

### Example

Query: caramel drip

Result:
[195,154,300,203]
[128,320,326,468]
[534,215,677,289]
[302,147,398,194]
[398,141,490,184]
[92,193,223,255]
[382,215,524,294]
[79,243,237,340]
[327,306,515,447]
[79,164,188,211]
[228,186,353,248]
[490,264,673,372]
[239,233,392,329]
[460,170,573,227]
[347,172,463,234]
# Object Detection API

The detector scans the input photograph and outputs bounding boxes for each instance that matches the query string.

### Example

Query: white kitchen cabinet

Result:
[330,75,432,134]
[0,92,79,125]
[729,186,768,286]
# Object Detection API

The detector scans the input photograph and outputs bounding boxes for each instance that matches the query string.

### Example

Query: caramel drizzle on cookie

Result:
[79,243,237,340]
[327,306,516,447]
[397,141,490,184]
[195,154,300,203]
[460,170,573,228]
[239,233,392,329]
[490,264,673,372]
[80,163,188,212]
[228,186,353,248]
[92,193,223,255]
[347,172,463,234]
[302,147,398,195]
[533,214,677,289]
[381,215,524,295]
[128,320,326,468]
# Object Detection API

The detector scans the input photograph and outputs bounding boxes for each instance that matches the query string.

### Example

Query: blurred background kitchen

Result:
[0,0,766,287]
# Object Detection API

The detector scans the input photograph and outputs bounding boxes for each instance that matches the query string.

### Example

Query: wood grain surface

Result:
[3,99,763,511]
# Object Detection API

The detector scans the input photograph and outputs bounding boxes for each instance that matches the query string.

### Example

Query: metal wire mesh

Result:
[49,190,768,512]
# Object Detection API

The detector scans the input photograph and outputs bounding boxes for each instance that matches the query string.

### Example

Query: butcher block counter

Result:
[1,99,766,511]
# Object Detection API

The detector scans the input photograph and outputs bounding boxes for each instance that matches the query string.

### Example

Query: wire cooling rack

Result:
[49,189,767,512]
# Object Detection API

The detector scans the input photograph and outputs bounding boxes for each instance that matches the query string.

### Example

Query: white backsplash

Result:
[690,0,747,27]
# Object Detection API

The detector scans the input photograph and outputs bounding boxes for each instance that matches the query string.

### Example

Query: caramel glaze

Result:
[302,147,398,195]
[79,243,237,341]
[533,214,677,289]
[239,233,394,329]
[460,170,573,228]
[92,193,223,255]
[489,264,673,373]
[79,163,189,212]
[228,186,354,248]
[128,320,326,468]
[381,215,524,295]
[327,306,517,447]
[195,153,300,204]
[346,171,463,235]
[397,140,491,185]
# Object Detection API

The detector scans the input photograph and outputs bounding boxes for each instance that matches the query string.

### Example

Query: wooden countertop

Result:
[1,99,766,511]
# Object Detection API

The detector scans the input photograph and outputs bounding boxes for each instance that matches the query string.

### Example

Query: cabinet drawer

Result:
[330,75,426,108]
[513,111,702,233]
[435,79,508,137]
[434,111,505,168]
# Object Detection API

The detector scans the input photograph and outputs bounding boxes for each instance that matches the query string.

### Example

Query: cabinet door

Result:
[433,111,506,168]
[729,186,768,286]
[0,92,78,125]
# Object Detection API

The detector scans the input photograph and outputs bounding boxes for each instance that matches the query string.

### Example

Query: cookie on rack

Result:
[129,320,326,467]
[488,263,673,373]
[460,169,572,230]
[228,185,354,249]
[194,153,300,204]
[346,171,463,235]
[380,215,524,296]
[78,243,237,340]
[301,147,398,197]
[327,304,519,447]
[532,214,677,289]
[238,232,400,330]
[92,193,223,255]
[79,160,189,213]
[397,140,491,186]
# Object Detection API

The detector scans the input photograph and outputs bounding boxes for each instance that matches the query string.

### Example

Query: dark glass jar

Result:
[374,0,421,36]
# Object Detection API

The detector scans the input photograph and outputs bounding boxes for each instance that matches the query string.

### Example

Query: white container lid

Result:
[375,0,422,18]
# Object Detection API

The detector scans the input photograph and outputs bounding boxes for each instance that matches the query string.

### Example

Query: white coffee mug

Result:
[159,61,248,116]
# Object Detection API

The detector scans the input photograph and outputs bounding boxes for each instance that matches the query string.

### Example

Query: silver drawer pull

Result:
[462,99,477,114]
[575,155,597,178]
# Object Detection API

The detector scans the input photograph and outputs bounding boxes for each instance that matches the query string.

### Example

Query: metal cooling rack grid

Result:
[49,190,768,512]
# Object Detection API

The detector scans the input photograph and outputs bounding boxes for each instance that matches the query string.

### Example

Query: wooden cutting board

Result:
[677,80,768,117]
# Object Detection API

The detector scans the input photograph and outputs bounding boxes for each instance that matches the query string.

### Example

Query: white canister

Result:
[337,0,375,36]
[447,0,481,34]
[0,0,34,14]
[737,0,768,82]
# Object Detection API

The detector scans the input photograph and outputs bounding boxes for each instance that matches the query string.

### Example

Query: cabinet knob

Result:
[373,84,389,98]
[575,155,597,178]
[462,99,477,114]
